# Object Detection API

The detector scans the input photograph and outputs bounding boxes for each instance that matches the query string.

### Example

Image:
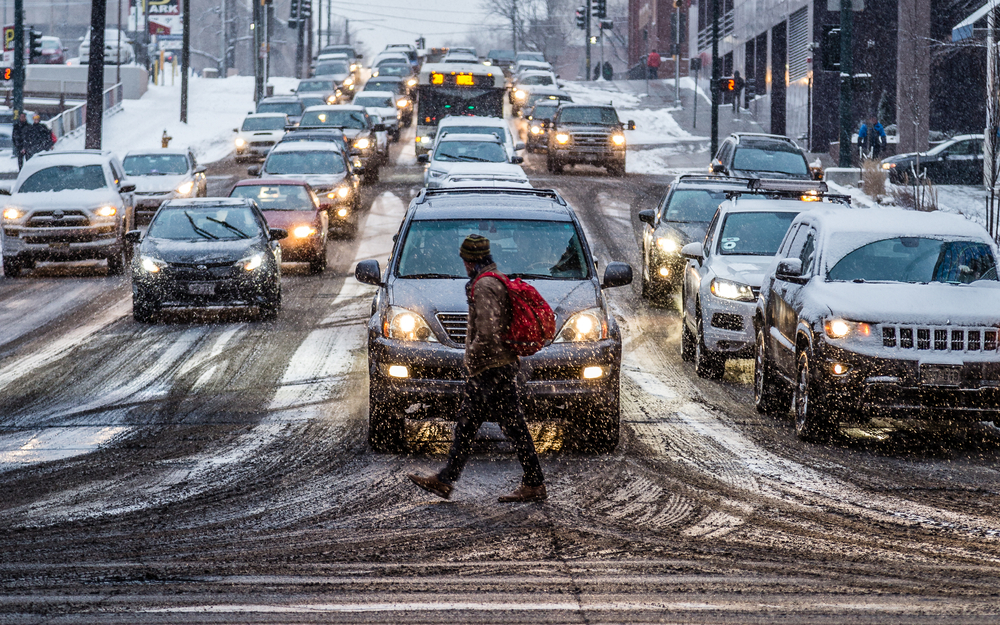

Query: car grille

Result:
[571,132,611,146]
[165,260,238,280]
[27,210,89,228]
[23,225,116,244]
[881,326,998,352]
[436,312,468,344]
[711,312,744,331]
[250,141,275,147]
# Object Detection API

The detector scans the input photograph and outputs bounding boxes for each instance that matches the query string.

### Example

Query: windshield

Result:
[732,146,808,176]
[433,140,506,163]
[123,154,189,176]
[366,81,402,94]
[664,189,729,223]
[241,116,286,131]
[528,105,558,120]
[828,237,998,283]
[300,109,366,129]
[147,206,262,240]
[264,151,346,175]
[315,62,349,75]
[230,185,316,211]
[397,219,588,279]
[559,107,619,125]
[257,102,302,117]
[298,80,334,93]
[19,165,106,192]
[718,211,798,256]
[375,65,410,76]
[517,53,546,62]
[298,97,326,109]
[353,96,394,108]
[519,75,553,86]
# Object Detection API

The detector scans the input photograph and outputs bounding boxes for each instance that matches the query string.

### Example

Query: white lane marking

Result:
[0,426,130,470]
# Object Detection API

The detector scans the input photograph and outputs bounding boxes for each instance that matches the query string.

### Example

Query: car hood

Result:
[366,106,398,119]
[656,221,707,246]
[430,162,525,177]
[711,255,775,287]
[12,188,121,210]
[131,174,189,194]
[258,172,346,189]
[240,129,284,140]
[802,280,1000,326]
[260,210,321,229]
[730,169,811,180]
[560,123,618,134]
[389,277,599,338]
[141,236,265,265]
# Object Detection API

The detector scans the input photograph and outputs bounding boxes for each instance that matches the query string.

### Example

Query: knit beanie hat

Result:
[459,234,491,261]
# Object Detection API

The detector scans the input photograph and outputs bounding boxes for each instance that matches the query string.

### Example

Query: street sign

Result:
[3,25,13,66]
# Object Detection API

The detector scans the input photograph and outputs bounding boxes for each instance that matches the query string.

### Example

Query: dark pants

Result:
[647,66,658,79]
[16,149,24,170]
[438,362,544,488]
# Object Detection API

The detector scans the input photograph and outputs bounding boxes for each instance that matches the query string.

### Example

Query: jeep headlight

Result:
[293,225,316,238]
[384,306,438,342]
[428,169,447,179]
[656,237,678,253]
[396,98,409,108]
[140,255,165,273]
[555,133,570,144]
[710,278,755,302]
[824,318,871,339]
[3,207,22,220]
[554,308,607,343]
[354,137,371,150]
[611,134,626,146]
[328,186,351,200]
[326,94,338,104]
[530,125,542,135]
[343,76,354,86]
[407,78,417,87]
[175,181,195,196]
[95,205,117,217]
[235,137,246,148]
[514,89,526,100]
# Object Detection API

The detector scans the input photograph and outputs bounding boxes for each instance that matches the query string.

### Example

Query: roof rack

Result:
[415,187,566,205]
[725,178,852,205]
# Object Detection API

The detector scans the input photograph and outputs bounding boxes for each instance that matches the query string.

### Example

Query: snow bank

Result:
[560,81,644,109]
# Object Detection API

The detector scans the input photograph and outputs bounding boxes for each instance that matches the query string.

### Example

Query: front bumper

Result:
[278,234,325,261]
[133,265,277,308]
[551,145,625,166]
[2,223,122,261]
[648,250,686,288]
[702,295,756,357]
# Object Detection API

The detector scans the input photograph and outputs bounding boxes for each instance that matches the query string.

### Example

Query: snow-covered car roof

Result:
[268,141,346,154]
[19,151,111,176]
[353,90,395,100]
[243,113,287,119]
[437,116,508,128]
[720,197,844,215]
[434,133,503,143]
[124,148,190,157]
[304,104,365,113]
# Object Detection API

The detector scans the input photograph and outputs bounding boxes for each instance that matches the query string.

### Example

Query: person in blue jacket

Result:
[858,116,887,160]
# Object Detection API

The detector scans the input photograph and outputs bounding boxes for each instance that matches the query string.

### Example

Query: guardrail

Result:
[45,83,124,142]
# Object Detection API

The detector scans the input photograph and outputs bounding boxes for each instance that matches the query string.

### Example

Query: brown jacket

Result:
[465,264,517,376]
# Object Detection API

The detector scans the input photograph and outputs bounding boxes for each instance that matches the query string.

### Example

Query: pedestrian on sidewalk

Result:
[24,114,55,161]
[858,116,887,161]
[408,234,547,503]
[12,112,28,170]
[733,70,745,113]
[646,49,661,79]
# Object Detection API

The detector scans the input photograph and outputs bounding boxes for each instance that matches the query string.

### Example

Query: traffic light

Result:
[575,6,586,29]
[601,19,613,30]
[821,25,840,71]
[28,29,42,62]
[718,77,735,92]
[288,0,300,28]
[593,0,607,18]
[299,0,311,18]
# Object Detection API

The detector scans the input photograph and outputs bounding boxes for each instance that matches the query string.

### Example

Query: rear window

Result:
[257,102,303,117]
[263,151,346,175]
[20,165,107,192]
[397,219,588,279]
[732,145,808,176]
[828,237,998,284]
[230,185,317,211]
[718,211,798,256]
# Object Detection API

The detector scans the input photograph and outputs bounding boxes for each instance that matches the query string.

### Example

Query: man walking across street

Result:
[12,112,28,170]
[646,49,661,79]
[408,234,547,503]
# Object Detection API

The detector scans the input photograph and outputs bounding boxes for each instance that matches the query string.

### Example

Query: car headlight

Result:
[656,237,679,253]
[428,169,446,179]
[611,134,626,146]
[293,225,316,238]
[326,95,338,104]
[530,125,542,135]
[407,78,417,87]
[418,136,432,143]
[139,255,165,273]
[3,207,22,220]
[175,181,194,195]
[514,90,526,100]
[336,207,349,217]
[555,133,570,144]
[396,98,409,108]
[235,137,246,148]
[355,137,371,150]
[882,162,896,170]
[554,308,608,343]
[241,253,263,271]
[350,63,358,71]
[343,76,354,86]
[824,318,871,339]
[710,278,755,302]
[95,205,116,217]
[328,186,351,200]
[383,306,438,342]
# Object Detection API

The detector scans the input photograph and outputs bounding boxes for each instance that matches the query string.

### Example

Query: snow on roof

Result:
[438,116,507,127]
[269,141,345,153]
[435,133,502,142]
[804,206,991,240]
[353,91,395,98]
[124,148,190,156]
[245,112,287,118]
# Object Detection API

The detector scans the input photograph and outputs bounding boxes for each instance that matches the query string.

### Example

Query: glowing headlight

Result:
[328,186,350,199]
[384,306,438,342]
[611,134,626,146]
[656,237,678,253]
[555,133,570,144]
[710,278,755,301]
[396,98,409,108]
[355,137,371,150]
[140,255,164,273]
[882,162,896,170]
[554,308,607,343]
[407,78,417,87]
[514,90,526,100]
[242,254,263,271]
[582,366,604,379]
[337,208,348,217]
[824,318,871,339]
[530,126,541,135]
[343,76,354,86]
[95,205,117,217]
[418,136,431,143]
[350,63,358,71]
[2,207,21,220]
[293,225,316,238]
[326,95,338,104]
[235,137,246,148]
[175,181,194,195]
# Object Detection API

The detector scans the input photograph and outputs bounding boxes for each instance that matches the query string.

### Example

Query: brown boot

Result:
[407,473,453,500]
[498,483,547,503]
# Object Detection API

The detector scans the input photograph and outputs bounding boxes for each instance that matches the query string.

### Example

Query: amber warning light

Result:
[0,67,11,81]
[456,73,474,86]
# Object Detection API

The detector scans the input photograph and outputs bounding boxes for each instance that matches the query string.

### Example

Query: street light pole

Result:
[84,0,106,149]
[838,0,853,166]
[180,0,189,122]
[710,0,719,155]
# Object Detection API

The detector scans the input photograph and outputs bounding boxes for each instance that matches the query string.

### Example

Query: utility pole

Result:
[512,0,517,53]
[253,0,263,102]
[710,0,719,155]
[674,0,680,104]
[293,0,304,78]
[585,0,591,81]
[180,0,189,122]
[219,0,227,76]
[12,0,23,118]
[84,0,106,149]
[837,0,853,166]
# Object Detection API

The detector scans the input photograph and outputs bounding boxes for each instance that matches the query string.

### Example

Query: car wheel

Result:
[3,257,22,278]
[106,250,125,275]
[308,254,327,274]
[369,383,405,452]
[754,327,791,414]
[607,162,625,177]
[681,318,696,362]
[694,313,725,379]
[572,392,620,454]
[259,281,281,320]
[132,297,158,323]
[794,350,834,443]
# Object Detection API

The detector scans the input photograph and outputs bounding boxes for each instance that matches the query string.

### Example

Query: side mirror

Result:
[357,53,364,59]
[627,120,636,130]
[680,242,704,263]
[0,186,12,196]
[511,155,524,164]
[373,123,386,132]
[775,258,804,281]
[247,165,261,176]
[194,166,207,174]
[124,230,142,245]
[602,261,633,288]
[119,183,136,193]
[416,153,430,163]
[515,141,525,151]
[233,128,239,133]
[638,209,656,226]
[290,88,296,93]
[355,258,382,286]
[710,161,726,174]
[269,228,288,241]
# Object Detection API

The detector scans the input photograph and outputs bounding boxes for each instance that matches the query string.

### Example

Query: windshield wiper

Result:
[444,155,492,162]
[184,211,219,239]
[508,272,560,280]
[402,273,460,279]
[205,217,250,239]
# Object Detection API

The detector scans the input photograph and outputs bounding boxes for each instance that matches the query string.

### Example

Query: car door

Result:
[940,139,978,183]
[769,225,817,375]
[684,207,719,331]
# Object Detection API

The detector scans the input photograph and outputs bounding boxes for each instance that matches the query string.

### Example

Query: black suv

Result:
[545,104,634,176]
[296,105,385,183]
[354,187,633,453]
[710,133,816,180]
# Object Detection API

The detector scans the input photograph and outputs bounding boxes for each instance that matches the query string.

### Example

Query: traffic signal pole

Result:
[585,0,591,81]
[710,0,719,156]
[837,0,853,166]
[84,0,106,149]
[12,0,23,118]
[181,0,190,122]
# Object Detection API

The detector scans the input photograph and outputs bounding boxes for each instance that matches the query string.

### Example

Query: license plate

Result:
[921,365,962,387]
[49,242,70,249]
[187,282,216,295]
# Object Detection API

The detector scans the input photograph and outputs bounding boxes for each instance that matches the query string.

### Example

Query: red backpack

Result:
[471,271,556,356]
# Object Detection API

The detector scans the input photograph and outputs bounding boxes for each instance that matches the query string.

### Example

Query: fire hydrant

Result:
[161,130,172,148]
